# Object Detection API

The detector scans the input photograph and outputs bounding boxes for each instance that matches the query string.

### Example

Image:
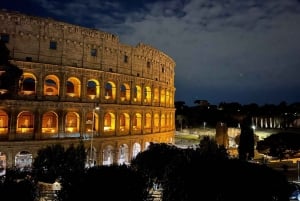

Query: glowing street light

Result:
[89,106,100,167]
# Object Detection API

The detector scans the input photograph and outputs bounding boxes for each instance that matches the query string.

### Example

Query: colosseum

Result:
[0,10,176,171]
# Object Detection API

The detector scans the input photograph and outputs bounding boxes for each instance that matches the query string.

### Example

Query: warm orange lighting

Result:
[21,128,30,133]
[66,127,74,132]
[0,128,8,134]
[0,89,8,94]
[89,95,95,99]
[67,93,75,97]
[22,91,35,95]
[86,120,92,124]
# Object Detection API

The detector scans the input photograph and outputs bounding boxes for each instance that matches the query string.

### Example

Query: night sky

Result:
[1,0,300,106]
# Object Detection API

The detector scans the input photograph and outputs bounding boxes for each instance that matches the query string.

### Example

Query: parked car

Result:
[288,181,300,201]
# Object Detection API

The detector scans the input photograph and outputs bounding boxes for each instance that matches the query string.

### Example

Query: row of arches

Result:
[0,141,152,175]
[0,109,175,136]
[21,73,174,106]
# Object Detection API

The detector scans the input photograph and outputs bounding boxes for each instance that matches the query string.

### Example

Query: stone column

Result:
[34,108,42,140]
[57,109,65,137]
[115,110,120,136]
[80,108,86,138]
[81,75,87,101]
[8,107,17,140]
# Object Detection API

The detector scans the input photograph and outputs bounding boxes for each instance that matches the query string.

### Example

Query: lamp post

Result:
[297,161,300,182]
[89,106,100,167]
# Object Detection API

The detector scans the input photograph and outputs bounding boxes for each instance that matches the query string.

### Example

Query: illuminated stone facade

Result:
[0,10,176,170]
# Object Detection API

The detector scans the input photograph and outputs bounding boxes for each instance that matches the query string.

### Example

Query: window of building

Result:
[124,55,128,63]
[120,84,126,100]
[87,81,97,96]
[26,57,32,61]
[0,34,9,43]
[162,67,165,73]
[105,82,114,99]
[91,48,97,56]
[22,78,35,92]
[147,61,151,68]
[49,41,57,50]
[66,81,75,93]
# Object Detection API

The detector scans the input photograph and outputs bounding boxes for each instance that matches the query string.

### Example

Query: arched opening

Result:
[21,73,36,95]
[104,112,115,131]
[17,111,34,133]
[44,75,59,96]
[0,110,8,134]
[118,144,129,165]
[87,80,99,99]
[65,112,80,133]
[42,111,58,134]
[144,86,151,103]
[119,113,130,131]
[104,81,116,100]
[132,142,141,158]
[66,77,81,97]
[103,145,114,166]
[15,151,32,170]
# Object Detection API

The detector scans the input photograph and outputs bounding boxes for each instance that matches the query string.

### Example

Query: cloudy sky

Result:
[1,0,300,106]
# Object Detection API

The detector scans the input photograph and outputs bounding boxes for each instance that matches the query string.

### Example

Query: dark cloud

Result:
[1,0,300,106]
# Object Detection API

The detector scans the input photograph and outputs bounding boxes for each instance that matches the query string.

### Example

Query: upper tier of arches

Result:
[17,63,174,107]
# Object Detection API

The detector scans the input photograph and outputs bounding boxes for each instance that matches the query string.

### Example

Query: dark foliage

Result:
[64,164,149,201]
[238,116,255,160]
[257,132,300,159]
[33,142,86,183]
[197,136,229,160]
[163,157,290,201]
[32,142,86,201]
[0,41,10,64]
[0,141,292,201]
[33,144,65,183]
[0,168,37,201]
[0,41,23,98]
[131,142,290,201]
[131,142,182,185]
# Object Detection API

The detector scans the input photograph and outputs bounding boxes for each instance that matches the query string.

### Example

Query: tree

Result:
[238,116,255,160]
[33,142,86,183]
[256,132,300,160]
[161,148,290,201]
[131,143,182,187]
[64,165,149,201]
[0,41,23,98]
[0,168,37,201]
[197,136,229,160]
[32,142,87,201]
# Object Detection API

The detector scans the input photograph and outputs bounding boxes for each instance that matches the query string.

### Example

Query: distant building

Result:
[215,122,229,148]
[194,99,209,107]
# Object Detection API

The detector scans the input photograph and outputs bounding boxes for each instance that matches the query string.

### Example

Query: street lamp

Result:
[89,106,100,167]
[297,161,300,182]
